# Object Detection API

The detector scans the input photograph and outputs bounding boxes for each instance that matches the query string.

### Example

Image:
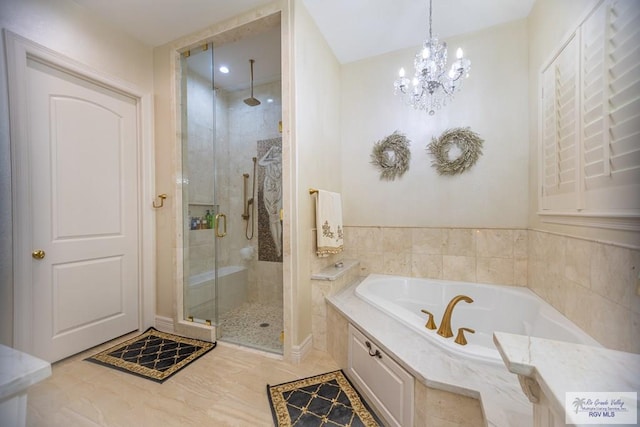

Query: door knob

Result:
[32,249,46,259]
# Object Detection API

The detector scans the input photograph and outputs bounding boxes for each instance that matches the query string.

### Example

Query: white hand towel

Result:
[315,190,344,257]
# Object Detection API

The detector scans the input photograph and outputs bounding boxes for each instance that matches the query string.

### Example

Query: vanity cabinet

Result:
[347,324,414,427]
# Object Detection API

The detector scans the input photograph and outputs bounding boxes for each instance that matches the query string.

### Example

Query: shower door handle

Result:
[215,213,227,237]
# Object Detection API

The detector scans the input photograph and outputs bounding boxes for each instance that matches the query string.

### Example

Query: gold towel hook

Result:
[153,194,167,208]
[309,188,318,195]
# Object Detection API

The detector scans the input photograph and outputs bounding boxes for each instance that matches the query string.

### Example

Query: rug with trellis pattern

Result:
[267,370,381,426]
[86,327,215,383]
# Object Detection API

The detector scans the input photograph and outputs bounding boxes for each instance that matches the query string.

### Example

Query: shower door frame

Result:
[171,6,294,359]
[179,42,220,334]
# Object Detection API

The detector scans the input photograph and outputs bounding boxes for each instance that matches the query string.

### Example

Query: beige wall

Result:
[340,19,529,228]
[291,0,342,345]
[527,0,640,247]
[0,0,153,347]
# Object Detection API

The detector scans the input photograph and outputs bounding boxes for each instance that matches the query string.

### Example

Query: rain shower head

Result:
[244,59,261,107]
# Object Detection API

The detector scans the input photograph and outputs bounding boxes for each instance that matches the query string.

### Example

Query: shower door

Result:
[181,43,221,328]
[181,24,284,354]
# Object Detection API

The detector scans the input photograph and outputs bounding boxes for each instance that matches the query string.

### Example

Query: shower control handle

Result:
[215,213,227,238]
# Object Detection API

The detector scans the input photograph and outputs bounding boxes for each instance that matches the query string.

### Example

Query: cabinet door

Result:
[347,324,414,427]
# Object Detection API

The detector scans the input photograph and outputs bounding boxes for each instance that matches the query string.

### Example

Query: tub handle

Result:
[454,327,475,346]
[420,309,437,330]
[365,341,382,359]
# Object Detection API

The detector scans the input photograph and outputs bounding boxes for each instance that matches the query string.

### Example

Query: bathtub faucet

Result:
[437,295,474,338]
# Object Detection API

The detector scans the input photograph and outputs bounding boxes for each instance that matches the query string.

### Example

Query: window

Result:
[539,0,640,230]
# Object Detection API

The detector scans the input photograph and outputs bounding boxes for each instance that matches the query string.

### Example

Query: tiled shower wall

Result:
[337,226,640,354]
[186,79,283,306]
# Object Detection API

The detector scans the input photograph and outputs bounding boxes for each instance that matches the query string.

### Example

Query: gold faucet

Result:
[437,295,474,338]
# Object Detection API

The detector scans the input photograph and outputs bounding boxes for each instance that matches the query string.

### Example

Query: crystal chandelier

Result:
[393,0,471,115]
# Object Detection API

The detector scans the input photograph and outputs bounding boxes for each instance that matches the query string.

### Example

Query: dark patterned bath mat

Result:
[85,327,216,383]
[267,370,382,426]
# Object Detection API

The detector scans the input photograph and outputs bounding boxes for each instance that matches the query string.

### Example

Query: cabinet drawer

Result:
[347,324,414,427]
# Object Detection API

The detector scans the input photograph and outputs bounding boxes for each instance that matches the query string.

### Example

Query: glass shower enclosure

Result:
[180,23,283,354]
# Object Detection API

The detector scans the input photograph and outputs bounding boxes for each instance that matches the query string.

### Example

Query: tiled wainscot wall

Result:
[314,226,639,354]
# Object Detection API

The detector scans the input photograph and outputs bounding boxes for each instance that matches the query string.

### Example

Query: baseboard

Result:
[290,333,313,364]
[154,315,175,333]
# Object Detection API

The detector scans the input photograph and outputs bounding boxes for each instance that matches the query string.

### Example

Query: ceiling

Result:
[71,0,535,90]
[186,25,281,93]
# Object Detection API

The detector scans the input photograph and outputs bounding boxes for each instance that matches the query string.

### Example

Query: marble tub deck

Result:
[327,279,533,427]
[495,332,640,426]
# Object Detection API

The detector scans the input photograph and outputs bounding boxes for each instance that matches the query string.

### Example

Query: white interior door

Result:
[25,56,140,362]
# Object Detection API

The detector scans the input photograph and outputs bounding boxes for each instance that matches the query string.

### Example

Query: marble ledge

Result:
[494,332,640,423]
[327,281,533,427]
[311,259,359,281]
[0,344,51,400]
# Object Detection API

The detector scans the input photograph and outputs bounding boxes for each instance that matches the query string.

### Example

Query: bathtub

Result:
[355,274,601,365]
[187,266,248,317]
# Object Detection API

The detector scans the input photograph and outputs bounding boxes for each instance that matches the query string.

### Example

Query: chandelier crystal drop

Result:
[393,0,471,115]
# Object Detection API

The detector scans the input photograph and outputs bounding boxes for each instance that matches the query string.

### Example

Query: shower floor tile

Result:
[218,301,283,354]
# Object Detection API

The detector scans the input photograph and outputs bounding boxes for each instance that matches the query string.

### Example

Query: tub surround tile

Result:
[564,237,591,289]
[476,257,514,285]
[423,385,484,427]
[326,304,349,369]
[311,261,360,351]
[382,251,412,276]
[631,311,640,354]
[443,229,476,257]
[411,253,443,279]
[344,226,528,287]
[382,228,413,253]
[443,255,476,282]
[590,243,633,307]
[346,227,383,253]
[327,282,533,427]
[514,258,528,287]
[513,230,528,258]
[494,332,640,425]
[528,230,640,353]
[411,228,445,254]
[476,229,513,258]
[356,252,384,277]
[342,226,637,354]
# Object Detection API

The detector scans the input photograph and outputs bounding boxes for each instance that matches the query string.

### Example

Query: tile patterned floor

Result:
[27,333,339,427]
[218,302,283,354]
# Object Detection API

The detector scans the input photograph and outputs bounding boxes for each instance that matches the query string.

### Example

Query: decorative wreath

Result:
[427,127,484,175]
[370,131,411,181]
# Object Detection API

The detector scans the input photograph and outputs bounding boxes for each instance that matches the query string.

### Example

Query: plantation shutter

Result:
[540,34,579,210]
[582,0,640,213]
[540,0,640,221]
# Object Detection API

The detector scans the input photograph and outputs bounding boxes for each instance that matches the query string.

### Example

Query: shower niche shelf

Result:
[188,203,215,231]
